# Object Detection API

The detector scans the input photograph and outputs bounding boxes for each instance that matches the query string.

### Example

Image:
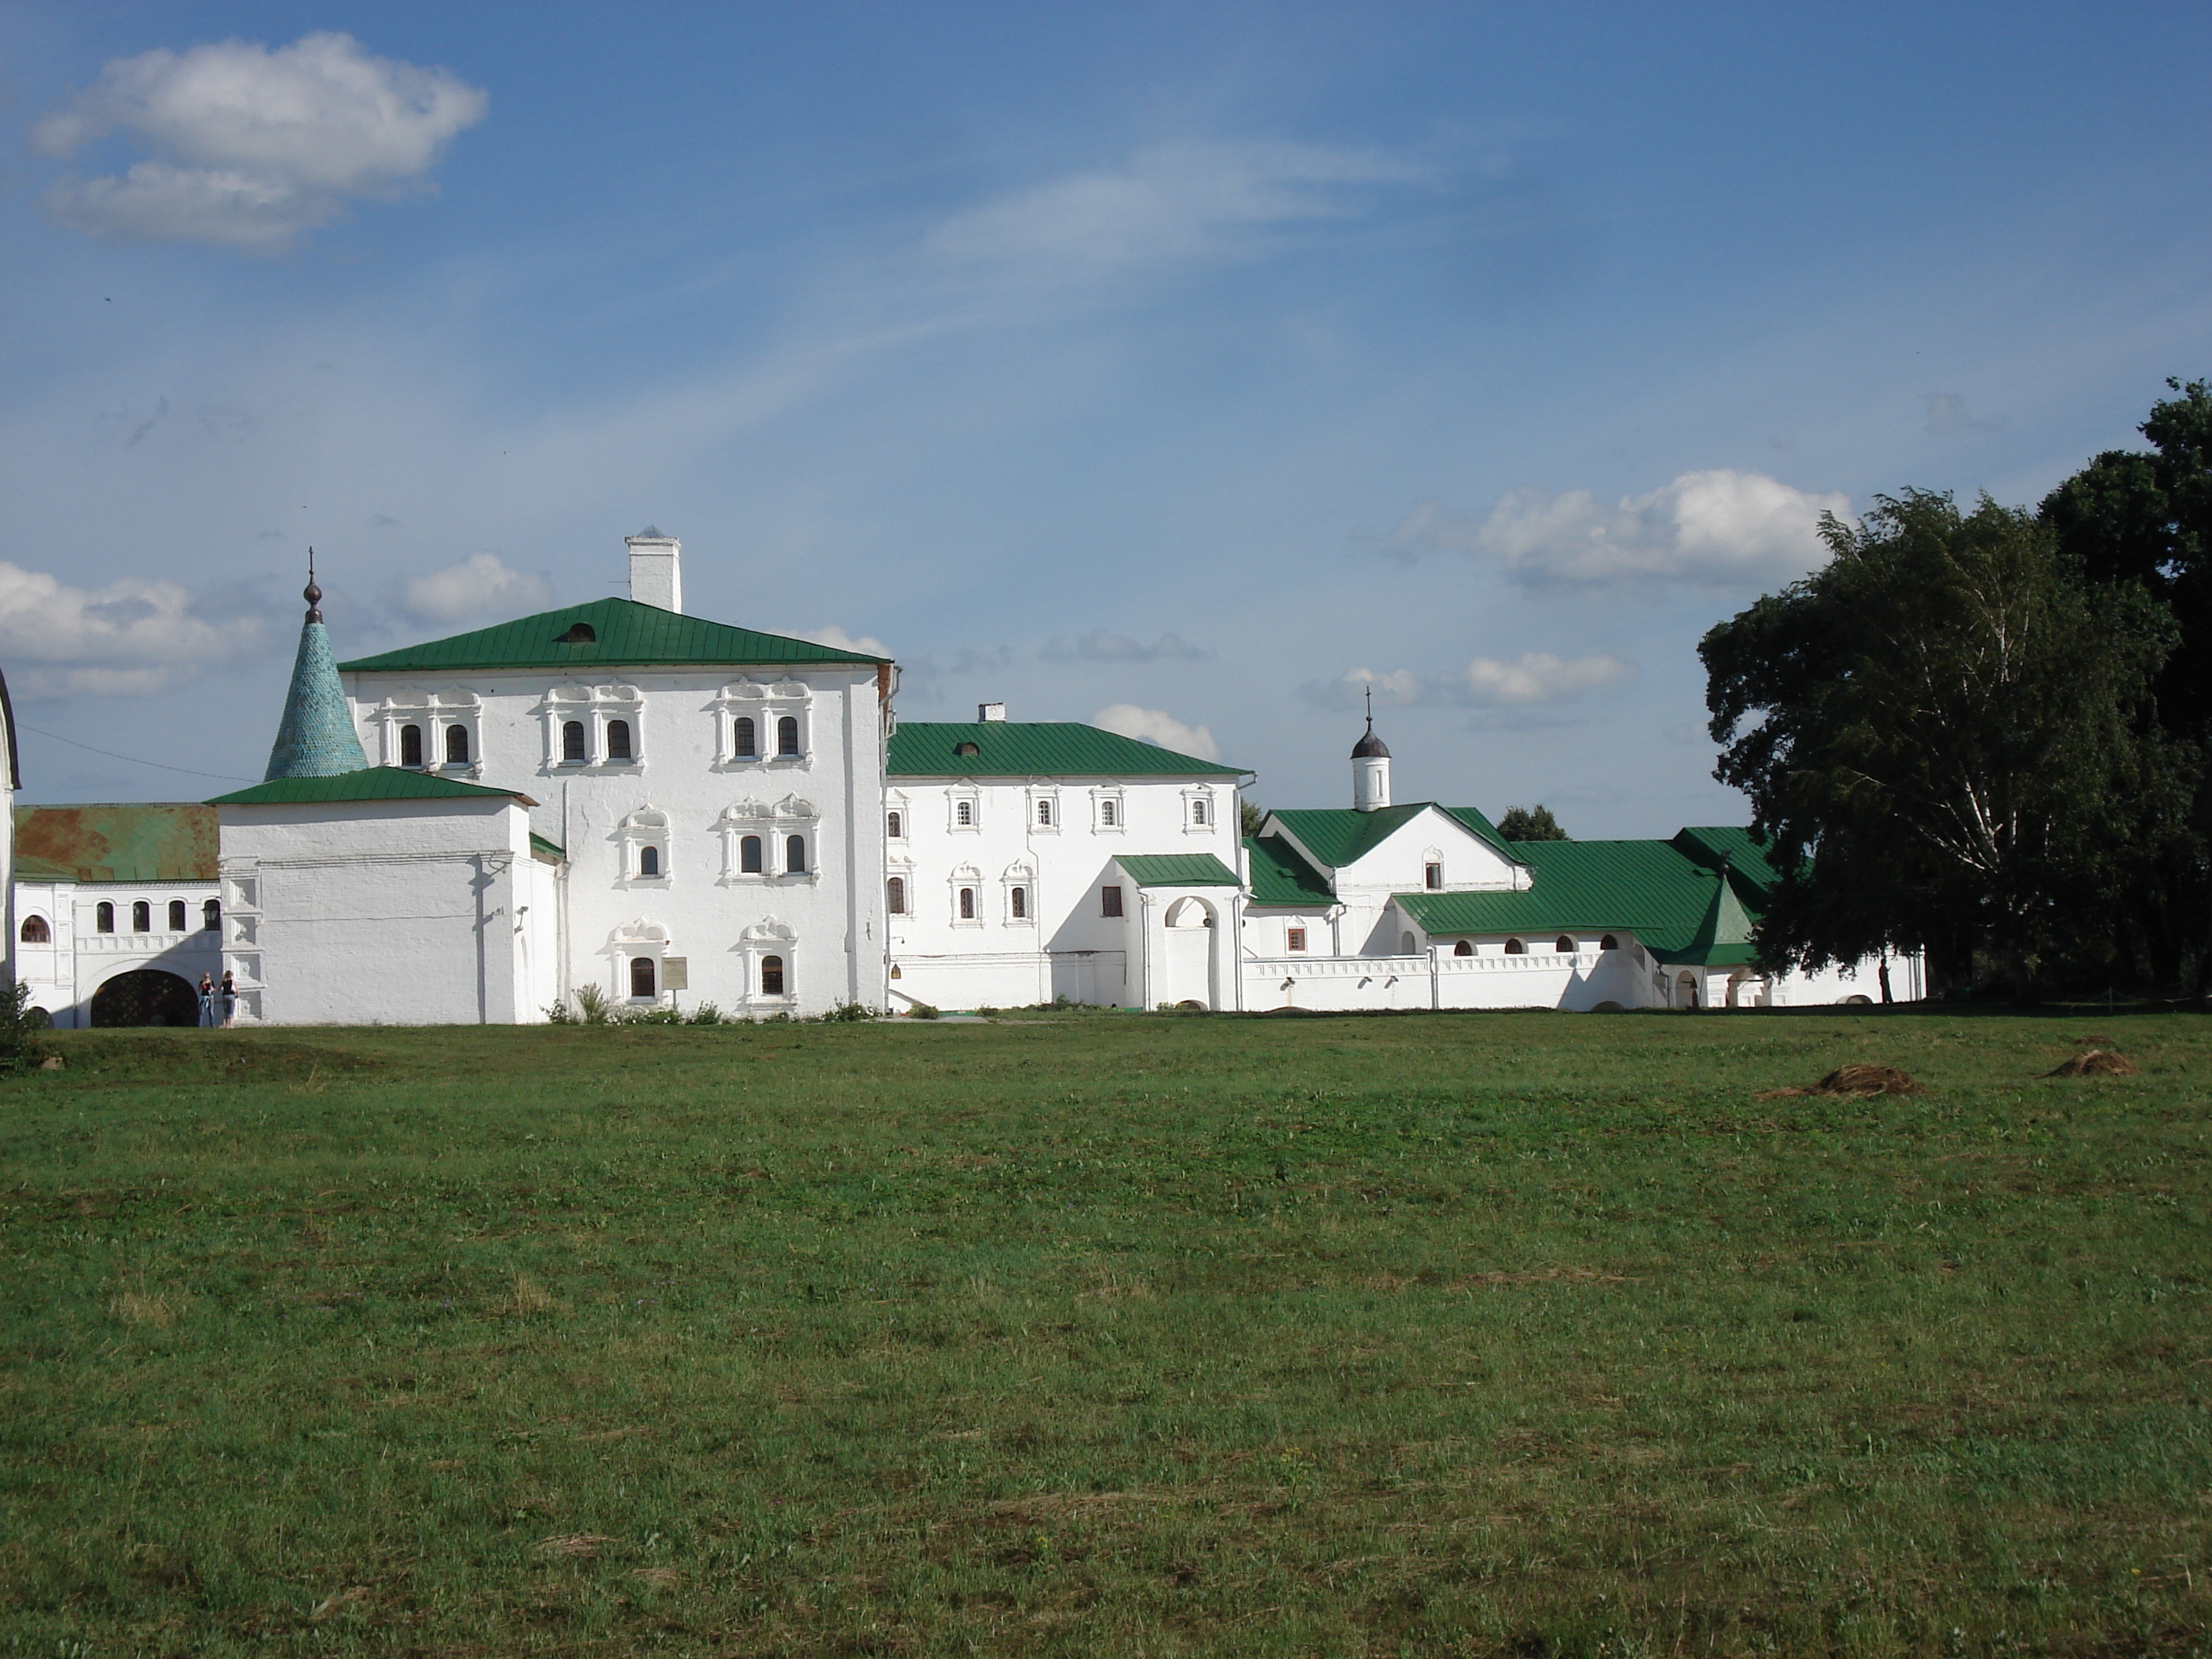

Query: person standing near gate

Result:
[219,970,238,1028]
[197,974,215,1028]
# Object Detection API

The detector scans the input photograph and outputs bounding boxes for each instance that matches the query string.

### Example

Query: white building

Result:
[12,803,222,1027]
[884,706,1248,1010]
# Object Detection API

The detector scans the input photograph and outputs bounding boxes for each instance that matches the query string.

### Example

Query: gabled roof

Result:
[1115,852,1241,888]
[1269,803,1529,872]
[13,804,217,883]
[1394,835,1766,965]
[1244,834,1335,906]
[337,598,887,675]
[1671,825,1783,896]
[888,721,1241,778]
[209,769,537,808]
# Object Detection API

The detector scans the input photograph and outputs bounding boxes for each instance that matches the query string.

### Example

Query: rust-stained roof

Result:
[13,803,218,884]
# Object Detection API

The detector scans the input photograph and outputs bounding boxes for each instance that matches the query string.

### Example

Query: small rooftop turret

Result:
[263,548,369,782]
[1351,687,1391,811]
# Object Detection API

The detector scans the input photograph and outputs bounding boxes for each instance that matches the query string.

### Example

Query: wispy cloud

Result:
[34,31,486,250]
[1093,701,1222,761]
[1388,470,1848,591]
[789,624,891,657]
[1923,391,2007,434]
[1042,629,1210,663]
[1304,651,1635,712]
[0,562,268,695]
[394,552,551,625]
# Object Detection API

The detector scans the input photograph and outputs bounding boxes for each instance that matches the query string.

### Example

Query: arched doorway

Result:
[1675,971,1699,1009]
[1159,896,1215,1009]
[92,969,200,1028]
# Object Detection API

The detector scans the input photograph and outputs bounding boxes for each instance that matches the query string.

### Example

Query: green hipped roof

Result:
[1115,853,1241,888]
[209,768,537,808]
[888,722,1241,778]
[1393,837,1767,965]
[1269,804,1529,871]
[1244,834,1335,906]
[1671,825,1783,896]
[337,598,887,675]
[13,803,217,883]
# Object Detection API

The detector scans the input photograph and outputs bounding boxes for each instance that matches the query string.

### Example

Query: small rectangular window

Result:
[1424,862,1443,890]
[1101,884,1123,918]
[1287,927,1306,953]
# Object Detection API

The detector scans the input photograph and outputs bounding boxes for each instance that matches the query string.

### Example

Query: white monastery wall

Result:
[13,877,222,1027]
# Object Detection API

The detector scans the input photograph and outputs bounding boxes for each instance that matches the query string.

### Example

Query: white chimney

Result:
[626,527,682,613]
[977,701,1006,722]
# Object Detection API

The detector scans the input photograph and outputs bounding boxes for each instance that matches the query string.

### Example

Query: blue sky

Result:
[3,2,2209,830]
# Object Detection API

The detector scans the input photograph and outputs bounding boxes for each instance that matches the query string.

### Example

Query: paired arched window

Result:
[96,902,115,934]
[760,955,786,996]
[399,723,424,767]
[169,900,188,932]
[1010,886,1027,920]
[956,800,974,826]
[445,724,471,765]
[887,810,903,839]
[887,876,906,914]
[786,835,807,873]
[734,716,757,759]
[19,916,48,944]
[1503,938,1527,955]
[629,956,657,998]
[637,845,661,878]
[606,720,633,761]
[203,899,221,930]
[776,716,800,756]
[562,720,586,763]
[1555,936,1576,954]
[958,887,976,921]
[132,900,152,932]
[1453,939,1473,957]
[740,836,764,873]
[1600,934,1619,950]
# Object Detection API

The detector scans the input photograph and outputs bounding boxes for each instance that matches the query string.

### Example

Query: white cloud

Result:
[1923,392,2006,434]
[1093,702,1222,762]
[1459,651,1634,705]
[397,552,550,624]
[789,624,891,657]
[1306,652,1634,711]
[1042,629,1210,663]
[925,141,1425,284]
[0,562,266,695]
[1390,470,1849,589]
[34,31,486,250]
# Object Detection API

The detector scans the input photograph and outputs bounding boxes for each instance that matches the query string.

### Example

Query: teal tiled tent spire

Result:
[264,551,369,781]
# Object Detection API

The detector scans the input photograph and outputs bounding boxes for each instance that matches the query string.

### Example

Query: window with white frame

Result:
[948,787,980,832]
[717,796,818,881]
[1003,862,1035,925]
[608,919,669,1005]
[1287,925,1307,952]
[713,677,811,767]
[1092,789,1125,832]
[740,917,797,1005]
[1029,788,1060,832]
[1182,786,1215,832]
[619,807,672,884]
[540,683,644,770]
[886,791,909,841]
[950,865,983,925]
[374,690,480,773]
[886,873,908,915]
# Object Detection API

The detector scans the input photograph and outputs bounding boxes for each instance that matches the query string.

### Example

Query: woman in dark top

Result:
[219,971,237,1028]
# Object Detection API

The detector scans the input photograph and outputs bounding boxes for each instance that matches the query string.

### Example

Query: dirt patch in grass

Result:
[1756,1063,1923,1099]
[2045,1049,2139,1077]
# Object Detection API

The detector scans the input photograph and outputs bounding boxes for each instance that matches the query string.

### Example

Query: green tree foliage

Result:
[1701,490,2173,993]
[1239,799,1265,837]
[2038,378,2212,990]
[1496,804,1569,841]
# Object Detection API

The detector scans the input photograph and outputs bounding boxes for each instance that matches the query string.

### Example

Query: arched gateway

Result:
[91,969,200,1028]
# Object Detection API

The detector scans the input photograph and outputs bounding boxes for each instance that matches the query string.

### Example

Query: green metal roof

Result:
[13,804,217,883]
[1268,803,1529,871]
[1394,836,1767,965]
[209,769,537,808]
[1114,853,1241,888]
[1671,825,1783,895]
[529,833,565,863]
[337,598,887,675]
[1244,834,1335,906]
[888,721,1241,778]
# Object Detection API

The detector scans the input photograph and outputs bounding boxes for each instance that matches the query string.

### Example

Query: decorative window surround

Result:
[1181,786,1218,834]
[886,790,910,843]
[1027,788,1061,833]
[948,786,981,833]
[610,919,671,1004]
[949,864,983,926]
[374,690,482,778]
[716,795,821,882]
[540,683,646,771]
[1002,862,1037,926]
[1090,787,1126,833]
[739,917,798,1009]
[618,806,672,887]
[713,678,811,768]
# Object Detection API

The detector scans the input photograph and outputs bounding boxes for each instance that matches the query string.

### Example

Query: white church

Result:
[8,533,1913,1026]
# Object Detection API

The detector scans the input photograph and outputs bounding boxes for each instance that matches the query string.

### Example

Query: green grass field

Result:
[2,1009,2207,1656]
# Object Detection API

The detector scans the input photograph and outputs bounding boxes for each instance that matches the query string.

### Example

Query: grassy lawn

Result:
[2,1008,2207,1656]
